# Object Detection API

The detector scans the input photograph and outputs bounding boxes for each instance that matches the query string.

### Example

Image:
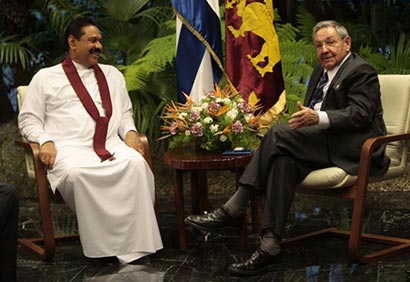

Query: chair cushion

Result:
[297,143,404,190]
[297,167,356,189]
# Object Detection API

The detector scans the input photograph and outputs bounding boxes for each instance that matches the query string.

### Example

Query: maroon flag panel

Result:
[225,0,285,124]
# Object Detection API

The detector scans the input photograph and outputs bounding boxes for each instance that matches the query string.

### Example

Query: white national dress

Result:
[18,61,163,263]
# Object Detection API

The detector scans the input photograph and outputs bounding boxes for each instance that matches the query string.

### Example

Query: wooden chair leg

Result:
[16,140,79,261]
[280,184,410,263]
[18,143,56,260]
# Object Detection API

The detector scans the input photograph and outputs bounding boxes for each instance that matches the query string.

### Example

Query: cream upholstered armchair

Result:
[15,86,154,261]
[275,75,410,263]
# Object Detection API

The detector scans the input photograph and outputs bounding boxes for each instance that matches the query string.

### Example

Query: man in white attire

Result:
[18,17,162,264]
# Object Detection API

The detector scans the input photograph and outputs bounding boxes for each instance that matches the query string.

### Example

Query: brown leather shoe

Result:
[184,207,242,232]
[228,248,281,275]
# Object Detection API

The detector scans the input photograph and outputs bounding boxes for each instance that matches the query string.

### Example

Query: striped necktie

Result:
[309,72,329,109]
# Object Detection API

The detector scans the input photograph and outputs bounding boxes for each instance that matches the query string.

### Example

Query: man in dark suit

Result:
[0,183,19,282]
[184,20,390,275]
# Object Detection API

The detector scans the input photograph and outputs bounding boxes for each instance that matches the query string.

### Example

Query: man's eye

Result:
[315,40,337,49]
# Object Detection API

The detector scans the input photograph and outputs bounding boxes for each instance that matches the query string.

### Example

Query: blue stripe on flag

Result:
[176,26,206,102]
[172,0,222,103]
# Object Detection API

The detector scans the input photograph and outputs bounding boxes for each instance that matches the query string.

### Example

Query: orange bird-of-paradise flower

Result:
[213,123,232,136]
[217,104,230,116]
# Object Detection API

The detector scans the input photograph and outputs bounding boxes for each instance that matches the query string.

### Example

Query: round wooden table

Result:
[163,147,253,251]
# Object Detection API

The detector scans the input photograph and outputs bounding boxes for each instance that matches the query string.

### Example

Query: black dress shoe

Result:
[228,248,281,276]
[184,207,242,232]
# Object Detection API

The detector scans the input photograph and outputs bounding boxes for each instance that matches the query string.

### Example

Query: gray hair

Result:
[312,20,349,41]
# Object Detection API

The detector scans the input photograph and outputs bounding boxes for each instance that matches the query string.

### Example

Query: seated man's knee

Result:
[65,167,82,185]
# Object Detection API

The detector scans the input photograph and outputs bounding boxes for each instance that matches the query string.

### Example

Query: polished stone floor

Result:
[16,191,410,281]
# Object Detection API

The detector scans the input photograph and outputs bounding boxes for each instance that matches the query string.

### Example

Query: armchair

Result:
[276,74,410,263]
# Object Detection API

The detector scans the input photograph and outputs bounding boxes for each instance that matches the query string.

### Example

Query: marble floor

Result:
[16,191,410,282]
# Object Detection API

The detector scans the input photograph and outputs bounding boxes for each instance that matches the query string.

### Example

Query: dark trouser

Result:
[0,183,19,282]
[239,124,333,236]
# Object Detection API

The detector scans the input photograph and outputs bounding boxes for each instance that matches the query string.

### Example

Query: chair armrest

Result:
[357,133,410,187]
[138,133,153,169]
[15,138,41,158]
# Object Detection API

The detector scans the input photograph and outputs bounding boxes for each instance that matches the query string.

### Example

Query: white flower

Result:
[204,117,213,124]
[192,106,203,112]
[210,124,219,133]
[185,130,191,136]
[216,98,223,103]
[179,112,188,119]
[223,98,231,104]
[219,135,227,142]
[227,108,239,120]
[244,113,252,122]
[201,102,209,111]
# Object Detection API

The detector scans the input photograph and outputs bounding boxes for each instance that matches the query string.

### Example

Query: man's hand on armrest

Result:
[40,141,57,170]
[125,130,144,155]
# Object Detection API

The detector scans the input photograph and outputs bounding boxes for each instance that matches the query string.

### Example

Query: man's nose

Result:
[96,41,103,50]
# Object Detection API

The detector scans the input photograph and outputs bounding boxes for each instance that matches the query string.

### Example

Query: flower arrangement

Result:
[159,85,262,152]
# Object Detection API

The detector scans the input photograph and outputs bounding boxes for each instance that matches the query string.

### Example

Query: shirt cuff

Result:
[317,111,330,129]
[119,125,138,140]
[38,135,54,146]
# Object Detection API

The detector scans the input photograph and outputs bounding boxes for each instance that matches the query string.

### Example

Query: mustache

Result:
[90,48,102,55]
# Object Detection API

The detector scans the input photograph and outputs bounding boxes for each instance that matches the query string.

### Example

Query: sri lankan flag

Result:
[225,0,286,126]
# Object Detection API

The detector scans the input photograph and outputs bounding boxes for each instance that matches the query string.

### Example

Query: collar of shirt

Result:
[71,59,95,80]
[71,59,90,71]
[324,53,351,92]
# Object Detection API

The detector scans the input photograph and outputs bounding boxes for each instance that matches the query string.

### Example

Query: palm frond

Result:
[121,64,150,92]
[276,23,298,43]
[389,33,410,74]
[359,45,388,73]
[101,0,149,21]
[295,7,316,42]
[122,32,175,92]
[0,34,34,69]
[135,34,176,70]
[35,0,89,38]
[137,6,174,27]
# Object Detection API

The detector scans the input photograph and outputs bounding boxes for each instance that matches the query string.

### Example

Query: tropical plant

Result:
[386,33,410,74]
[0,34,34,70]
[96,0,176,141]
[275,11,316,120]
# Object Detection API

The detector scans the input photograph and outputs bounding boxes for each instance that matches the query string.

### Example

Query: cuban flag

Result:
[171,0,223,104]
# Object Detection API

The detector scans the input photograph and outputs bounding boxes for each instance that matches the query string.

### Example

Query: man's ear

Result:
[67,35,77,50]
[344,36,352,51]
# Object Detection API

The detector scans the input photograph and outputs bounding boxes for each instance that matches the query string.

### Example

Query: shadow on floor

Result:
[17,191,410,281]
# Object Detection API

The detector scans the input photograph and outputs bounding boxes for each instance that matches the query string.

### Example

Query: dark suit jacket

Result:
[304,52,390,175]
